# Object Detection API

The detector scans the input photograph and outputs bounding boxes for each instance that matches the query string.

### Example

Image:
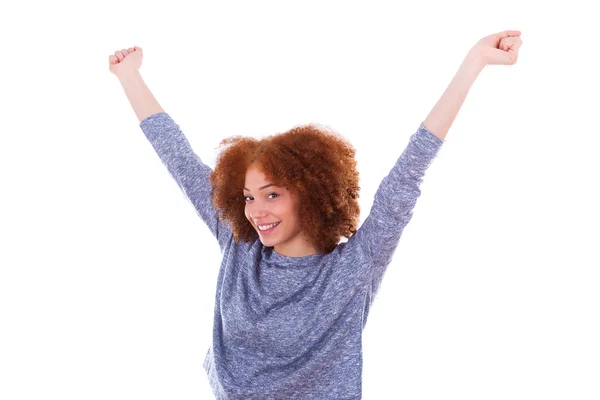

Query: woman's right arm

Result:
[110,47,233,252]
[118,69,165,123]
[110,46,164,123]
[138,112,234,253]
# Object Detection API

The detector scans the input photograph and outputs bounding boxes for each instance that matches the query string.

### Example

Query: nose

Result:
[247,201,269,221]
[250,211,269,222]
[246,200,267,220]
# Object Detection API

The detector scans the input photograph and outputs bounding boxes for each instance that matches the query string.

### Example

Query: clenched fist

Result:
[109,46,143,76]
[471,30,523,66]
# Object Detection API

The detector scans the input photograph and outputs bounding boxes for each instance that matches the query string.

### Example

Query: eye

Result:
[243,193,279,202]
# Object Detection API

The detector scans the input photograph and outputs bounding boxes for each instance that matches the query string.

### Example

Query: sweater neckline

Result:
[261,245,325,267]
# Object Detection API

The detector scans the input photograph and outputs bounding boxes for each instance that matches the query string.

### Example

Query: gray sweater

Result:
[139,112,444,399]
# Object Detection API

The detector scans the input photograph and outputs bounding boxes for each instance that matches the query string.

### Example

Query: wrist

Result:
[465,47,487,70]
[117,69,142,82]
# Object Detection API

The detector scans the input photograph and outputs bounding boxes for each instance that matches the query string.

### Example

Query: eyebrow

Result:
[243,183,275,192]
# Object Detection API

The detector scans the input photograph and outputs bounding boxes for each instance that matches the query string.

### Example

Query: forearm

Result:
[117,70,165,123]
[423,50,485,141]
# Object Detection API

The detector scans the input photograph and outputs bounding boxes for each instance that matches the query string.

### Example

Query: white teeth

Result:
[258,222,280,231]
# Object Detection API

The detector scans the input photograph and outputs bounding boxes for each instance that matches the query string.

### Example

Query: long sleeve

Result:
[345,122,444,304]
[139,112,233,252]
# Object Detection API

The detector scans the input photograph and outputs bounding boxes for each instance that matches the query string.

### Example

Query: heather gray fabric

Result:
[139,112,444,399]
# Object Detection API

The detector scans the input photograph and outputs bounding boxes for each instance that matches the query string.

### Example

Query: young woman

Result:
[109,30,522,399]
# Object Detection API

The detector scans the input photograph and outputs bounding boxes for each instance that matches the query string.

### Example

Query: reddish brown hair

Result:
[209,122,361,255]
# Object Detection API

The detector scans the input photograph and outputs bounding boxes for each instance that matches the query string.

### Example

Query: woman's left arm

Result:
[424,30,523,141]
[341,30,523,304]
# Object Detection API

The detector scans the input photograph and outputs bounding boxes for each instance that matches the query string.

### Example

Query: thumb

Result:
[486,47,518,65]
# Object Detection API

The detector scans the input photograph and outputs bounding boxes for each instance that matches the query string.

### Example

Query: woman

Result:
[109,30,522,399]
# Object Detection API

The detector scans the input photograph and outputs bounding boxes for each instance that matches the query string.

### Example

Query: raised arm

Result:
[138,112,233,252]
[423,30,523,140]
[344,30,523,309]
[109,46,233,252]
[109,46,164,123]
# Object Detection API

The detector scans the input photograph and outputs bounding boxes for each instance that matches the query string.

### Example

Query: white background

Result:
[1,0,599,399]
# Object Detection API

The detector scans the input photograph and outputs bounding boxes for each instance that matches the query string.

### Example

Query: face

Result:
[243,163,318,257]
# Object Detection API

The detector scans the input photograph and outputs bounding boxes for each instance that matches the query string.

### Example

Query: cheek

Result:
[278,201,294,217]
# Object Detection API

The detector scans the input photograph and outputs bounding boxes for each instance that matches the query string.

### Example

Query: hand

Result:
[109,46,143,76]
[470,30,523,66]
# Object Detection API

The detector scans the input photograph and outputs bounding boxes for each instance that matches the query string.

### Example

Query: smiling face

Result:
[243,163,319,258]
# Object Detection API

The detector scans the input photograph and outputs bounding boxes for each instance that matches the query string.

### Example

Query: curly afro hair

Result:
[209,122,361,255]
